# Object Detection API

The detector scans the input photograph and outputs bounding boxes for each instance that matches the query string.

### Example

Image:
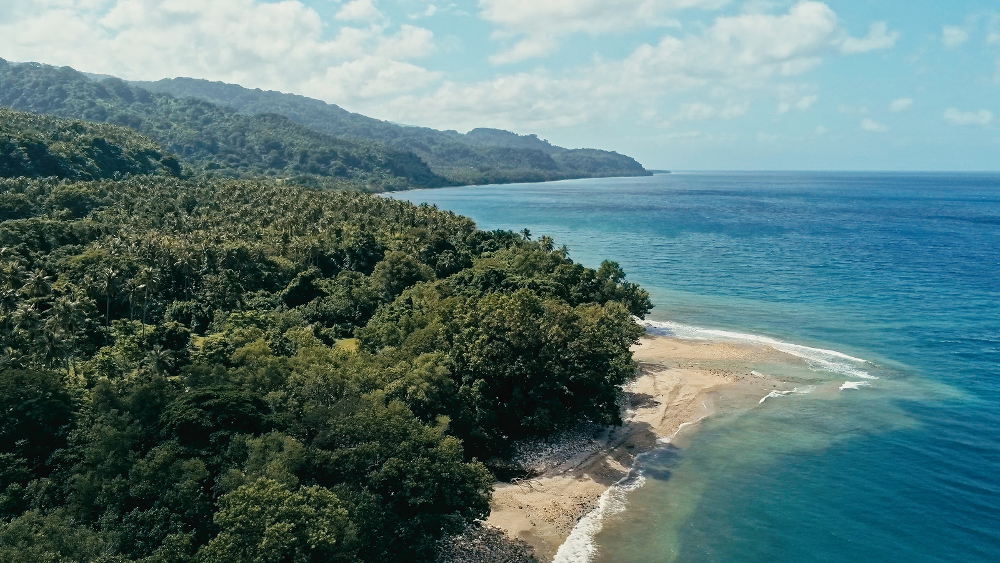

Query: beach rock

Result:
[437,525,538,563]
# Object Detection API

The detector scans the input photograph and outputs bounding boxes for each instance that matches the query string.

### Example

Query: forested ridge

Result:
[0,59,446,191]
[0,112,651,560]
[132,77,651,185]
[0,108,181,181]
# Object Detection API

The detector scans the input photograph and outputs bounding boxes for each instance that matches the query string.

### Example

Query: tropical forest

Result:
[0,59,651,562]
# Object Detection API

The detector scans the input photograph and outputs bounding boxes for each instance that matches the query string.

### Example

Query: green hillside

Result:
[134,77,651,185]
[0,59,447,191]
[0,173,649,561]
[0,107,181,180]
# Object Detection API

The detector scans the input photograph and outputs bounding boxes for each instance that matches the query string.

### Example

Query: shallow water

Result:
[390,172,1000,562]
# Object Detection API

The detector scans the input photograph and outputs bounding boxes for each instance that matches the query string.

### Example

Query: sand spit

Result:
[486,335,796,561]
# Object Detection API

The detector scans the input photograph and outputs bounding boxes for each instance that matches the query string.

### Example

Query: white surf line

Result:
[758,385,817,405]
[641,319,878,380]
[552,415,709,563]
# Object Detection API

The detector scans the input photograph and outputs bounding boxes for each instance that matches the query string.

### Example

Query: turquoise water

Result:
[389,172,1000,562]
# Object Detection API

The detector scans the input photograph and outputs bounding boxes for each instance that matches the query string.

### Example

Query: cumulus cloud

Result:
[889,98,913,112]
[479,0,728,64]
[336,0,382,22]
[385,71,603,130]
[777,87,818,114]
[376,24,437,59]
[618,2,839,86]
[0,0,909,141]
[377,2,872,131]
[861,118,888,133]
[941,25,969,48]
[839,21,899,54]
[0,0,436,106]
[944,108,994,126]
[489,35,559,65]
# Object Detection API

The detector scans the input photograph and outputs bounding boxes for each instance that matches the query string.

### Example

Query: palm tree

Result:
[20,269,52,298]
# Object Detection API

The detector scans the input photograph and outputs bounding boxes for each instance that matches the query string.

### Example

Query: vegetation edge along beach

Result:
[0,96,672,561]
[0,64,819,562]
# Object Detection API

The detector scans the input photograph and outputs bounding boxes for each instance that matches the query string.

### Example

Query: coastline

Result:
[487,333,802,562]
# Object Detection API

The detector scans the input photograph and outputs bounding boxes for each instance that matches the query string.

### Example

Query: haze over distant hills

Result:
[0,108,181,181]
[135,77,649,185]
[0,58,648,191]
[0,59,443,191]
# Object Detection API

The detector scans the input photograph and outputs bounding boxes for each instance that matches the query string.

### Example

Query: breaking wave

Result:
[642,319,877,380]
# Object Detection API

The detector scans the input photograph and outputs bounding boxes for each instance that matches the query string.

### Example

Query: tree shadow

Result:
[624,391,660,409]
[576,421,682,487]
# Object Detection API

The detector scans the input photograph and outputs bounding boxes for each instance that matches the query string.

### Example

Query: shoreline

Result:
[486,334,801,562]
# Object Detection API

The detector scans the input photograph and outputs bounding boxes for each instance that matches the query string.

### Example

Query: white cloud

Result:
[944,108,994,126]
[988,14,1000,45]
[376,24,436,60]
[479,0,728,64]
[620,2,840,85]
[411,3,438,19]
[377,2,888,131]
[489,35,559,65]
[778,88,818,114]
[889,98,913,112]
[303,56,441,100]
[839,21,899,54]
[385,71,603,130]
[941,25,969,48]
[861,118,888,132]
[671,100,749,122]
[0,0,909,143]
[0,0,437,106]
[336,0,382,22]
[815,125,828,135]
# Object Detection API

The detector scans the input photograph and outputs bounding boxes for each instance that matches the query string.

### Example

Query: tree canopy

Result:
[0,169,650,560]
[0,108,181,180]
[137,77,650,185]
[0,60,446,191]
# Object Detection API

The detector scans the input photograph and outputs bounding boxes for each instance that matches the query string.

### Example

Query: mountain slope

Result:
[0,108,181,180]
[0,59,446,190]
[134,77,651,184]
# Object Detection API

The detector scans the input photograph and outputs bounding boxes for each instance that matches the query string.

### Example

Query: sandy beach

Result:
[486,333,801,561]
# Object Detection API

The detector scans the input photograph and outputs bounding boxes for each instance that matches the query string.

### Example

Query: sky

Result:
[1,0,998,170]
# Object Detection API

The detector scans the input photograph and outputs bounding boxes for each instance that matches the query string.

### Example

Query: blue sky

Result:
[2,0,998,170]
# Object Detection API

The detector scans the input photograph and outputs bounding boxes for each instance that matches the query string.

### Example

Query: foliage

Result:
[0,108,181,180]
[0,60,445,191]
[198,479,358,562]
[0,369,74,472]
[0,171,649,560]
[132,78,652,185]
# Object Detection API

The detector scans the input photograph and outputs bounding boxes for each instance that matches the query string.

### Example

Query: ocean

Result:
[389,172,1000,562]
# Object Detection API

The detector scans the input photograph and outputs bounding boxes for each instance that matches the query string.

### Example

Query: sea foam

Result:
[839,381,871,391]
[642,319,877,380]
[758,386,815,404]
[553,417,705,563]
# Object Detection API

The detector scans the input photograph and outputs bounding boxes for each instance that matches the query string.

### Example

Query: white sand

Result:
[486,334,796,561]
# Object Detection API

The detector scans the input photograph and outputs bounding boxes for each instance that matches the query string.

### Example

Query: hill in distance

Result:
[0,59,446,191]
[133,77,651,185]
[0,107,181,181]
[0,57,649,189]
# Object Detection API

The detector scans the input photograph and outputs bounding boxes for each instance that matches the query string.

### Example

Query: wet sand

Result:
[486,334,798,561]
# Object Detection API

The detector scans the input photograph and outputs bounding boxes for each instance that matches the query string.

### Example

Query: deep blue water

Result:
[390,172,1000,562]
